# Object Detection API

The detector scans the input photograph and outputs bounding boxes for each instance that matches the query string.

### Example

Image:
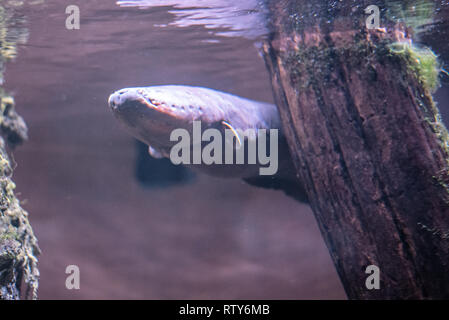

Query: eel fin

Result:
[148,145,165,159]
[222,120,242,148]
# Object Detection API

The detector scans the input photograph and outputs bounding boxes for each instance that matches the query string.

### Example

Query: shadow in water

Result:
[135,140,195,187]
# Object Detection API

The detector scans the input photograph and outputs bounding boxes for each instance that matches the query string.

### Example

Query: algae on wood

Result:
[0,3,39,300]
[263,0,449,298]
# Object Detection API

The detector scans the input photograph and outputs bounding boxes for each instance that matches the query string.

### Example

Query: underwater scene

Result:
[0,0,449,301]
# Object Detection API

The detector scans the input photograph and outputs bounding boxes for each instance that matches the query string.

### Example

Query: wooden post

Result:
[263,0,449,299]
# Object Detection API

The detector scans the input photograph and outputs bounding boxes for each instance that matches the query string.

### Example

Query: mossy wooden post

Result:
[263,0,449,299]
[0,4,40,300]
[0,93,39,300]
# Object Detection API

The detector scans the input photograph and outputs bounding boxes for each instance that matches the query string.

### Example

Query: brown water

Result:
[2,0,347,299]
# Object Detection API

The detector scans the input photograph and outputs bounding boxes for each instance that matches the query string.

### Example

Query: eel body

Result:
[108,85,305,199]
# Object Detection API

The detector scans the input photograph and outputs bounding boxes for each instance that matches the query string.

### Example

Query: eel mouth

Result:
[109,88,168,115]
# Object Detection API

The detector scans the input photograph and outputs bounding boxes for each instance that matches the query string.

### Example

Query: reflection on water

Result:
[386,0,436,33]
[0,4,28,83]
[116,0,268,40]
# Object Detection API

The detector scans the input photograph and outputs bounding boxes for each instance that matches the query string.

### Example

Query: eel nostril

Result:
[109,93,120,109]
[114,94,122,106]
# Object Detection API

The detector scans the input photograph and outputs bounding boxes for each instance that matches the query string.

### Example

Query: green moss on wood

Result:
[0,2,40,300]
[280,23,449,203]
[388,42,440,93]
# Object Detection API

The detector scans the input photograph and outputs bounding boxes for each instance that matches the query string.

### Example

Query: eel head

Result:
[108,86,224,156]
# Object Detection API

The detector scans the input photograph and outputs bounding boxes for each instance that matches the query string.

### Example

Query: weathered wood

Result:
[263,0,449,299]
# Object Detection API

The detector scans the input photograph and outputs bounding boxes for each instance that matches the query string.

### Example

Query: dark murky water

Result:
[1,0,448,299]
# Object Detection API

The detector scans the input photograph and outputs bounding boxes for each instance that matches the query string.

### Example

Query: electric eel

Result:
[108,85,306,201]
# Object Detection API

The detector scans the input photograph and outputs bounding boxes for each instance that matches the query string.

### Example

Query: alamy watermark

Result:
[365,5,380,30]
[65,5,80,30]
[169,121,279,176]
[365,265,380,290]
[65,264,80,290]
